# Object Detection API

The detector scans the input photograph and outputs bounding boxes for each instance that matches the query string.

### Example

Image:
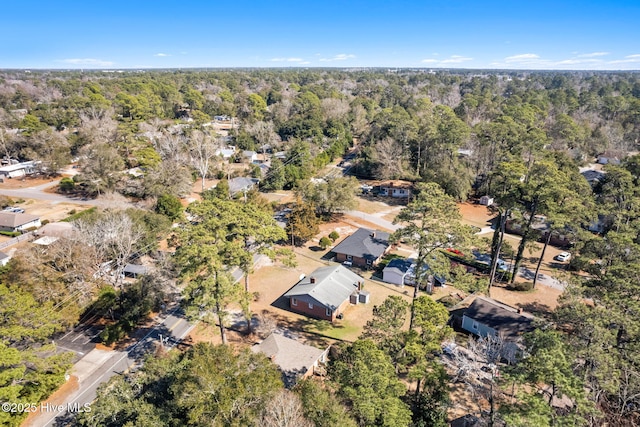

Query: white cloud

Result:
[504,53,540,63]
[154,53,170,57]
[577,52,609,58]
[441,55,473,64]
[57,58,114,67]
[420,55,472,66]
[319,54,356,62]
[608,54,640,64]
[270,57,305,62]
[300,61,311,65]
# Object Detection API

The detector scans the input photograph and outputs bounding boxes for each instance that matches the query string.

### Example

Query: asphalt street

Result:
[29,306,195,427]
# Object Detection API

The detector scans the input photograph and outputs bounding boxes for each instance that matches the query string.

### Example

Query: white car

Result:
[555,252,571,262]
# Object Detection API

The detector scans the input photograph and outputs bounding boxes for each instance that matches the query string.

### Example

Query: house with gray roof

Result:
[462,296,535,341]
[0,212,41,232]
[251,332,329,387]
[228,177,259,196]
[332,227,391,267]
[283,265,364,322]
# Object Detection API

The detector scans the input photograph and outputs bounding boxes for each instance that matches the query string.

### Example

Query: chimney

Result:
[517,308,523,314]
[370,231,376,238]
[310,277,315,284]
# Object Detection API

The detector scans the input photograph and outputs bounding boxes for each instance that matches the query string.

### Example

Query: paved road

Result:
[29,306,195,427]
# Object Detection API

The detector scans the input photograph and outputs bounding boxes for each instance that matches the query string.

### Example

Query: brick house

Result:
[332,227,391,268]
[283,265,365,322]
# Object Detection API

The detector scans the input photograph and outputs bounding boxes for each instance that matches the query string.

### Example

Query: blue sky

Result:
[2,0,639,70]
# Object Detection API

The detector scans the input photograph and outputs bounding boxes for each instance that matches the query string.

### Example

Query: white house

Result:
[0,212,41,232]
[242,150,258,163]
[215,146,236,159]
[0,161,38,179]
[378,181,412,198]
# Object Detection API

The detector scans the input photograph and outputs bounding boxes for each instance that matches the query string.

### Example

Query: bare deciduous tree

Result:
[258,390,313,427]
[77,109,118,146]
[74,210,144,287]
[189,129,218,191]
[374,137,405,180]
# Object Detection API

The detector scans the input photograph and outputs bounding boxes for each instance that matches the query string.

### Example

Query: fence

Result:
[0,231,34,250]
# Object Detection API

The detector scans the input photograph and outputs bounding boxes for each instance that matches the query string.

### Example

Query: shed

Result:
[479,195,494,206]
[123,264,148,278]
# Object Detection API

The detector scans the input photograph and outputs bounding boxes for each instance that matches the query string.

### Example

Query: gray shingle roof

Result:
[251,333,326,386]
[228,177,259,195]
[284,265,363,310]
[0,212,39,228]
[332,228,390,261]
[464,297,535,339]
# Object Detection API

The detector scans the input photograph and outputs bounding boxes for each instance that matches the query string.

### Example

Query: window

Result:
[326,308,332,317]
[292,297,297,306]
[366,259,373,266]
[309,302,314,309]
[346,255,353,261]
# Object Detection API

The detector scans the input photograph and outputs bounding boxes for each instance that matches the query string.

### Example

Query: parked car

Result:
[555,252,571,262]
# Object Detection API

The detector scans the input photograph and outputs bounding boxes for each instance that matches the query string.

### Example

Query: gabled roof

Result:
[284,265,363,310]
[332,228,390,261]
[0,161,37,173]
[383,258,414,275]
[124,264,148,275]
[251,333,326,386]
[464,297,535,339]
[0,212,40,228]
[228,177,259,195]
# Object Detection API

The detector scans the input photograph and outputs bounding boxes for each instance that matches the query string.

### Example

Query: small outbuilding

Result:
[479,195,494,206]
[123,264,149,279]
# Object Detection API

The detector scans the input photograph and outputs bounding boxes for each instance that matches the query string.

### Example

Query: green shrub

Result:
[509,281,534,292]
[155,194,183,221]
[62,207,96,222]
[59,177,75,192]
[0,231,21,237]
[329,231,340,241]
[319,236,332,249]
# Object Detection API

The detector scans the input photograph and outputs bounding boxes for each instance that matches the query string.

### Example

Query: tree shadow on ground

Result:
[516,301,554,319]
